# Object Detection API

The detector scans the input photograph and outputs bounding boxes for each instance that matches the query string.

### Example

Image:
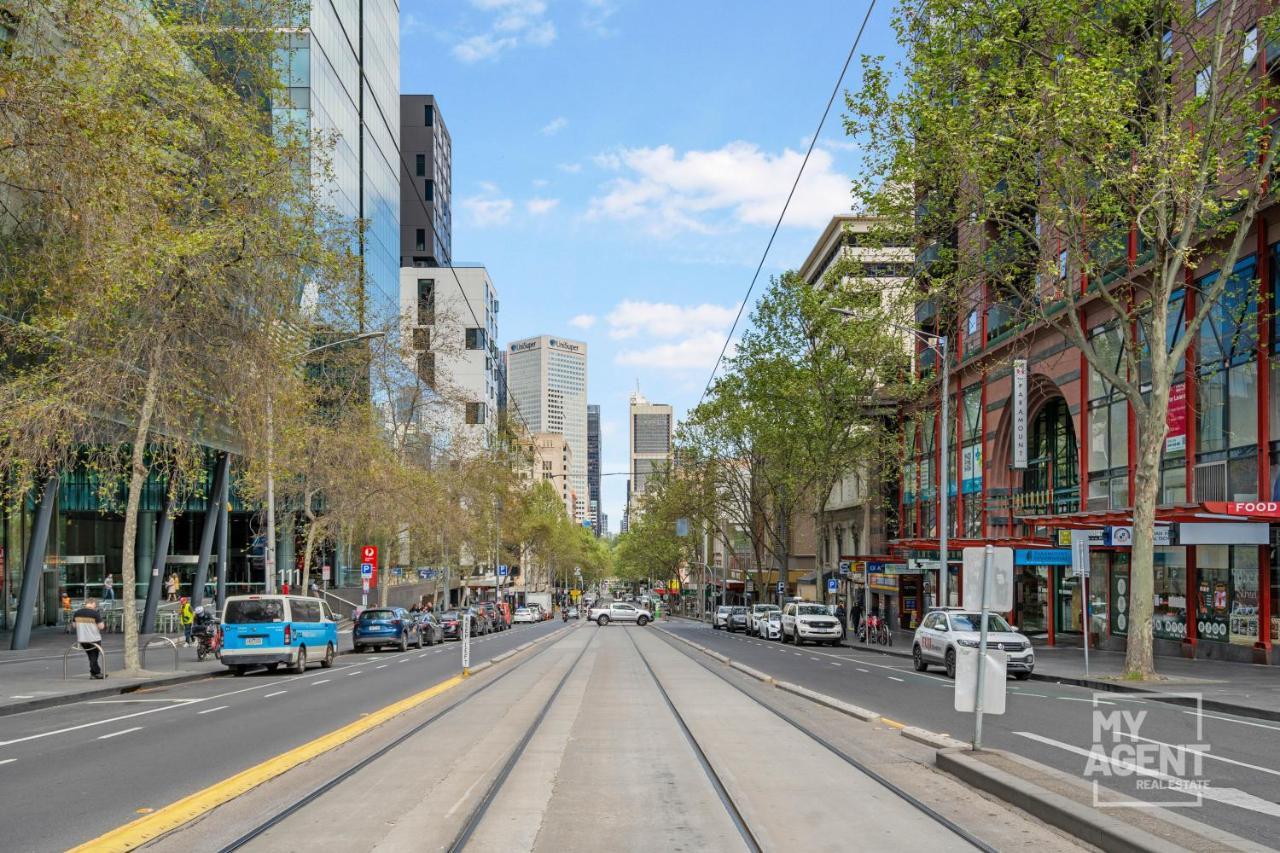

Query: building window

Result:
[465,328,486,350]
[426,179,434,201]
[415,153,425,176]
[1244,26,1259,67]
[1021,397,1079,516]
[466,402,487,425]
[425,104,434,126]
[416,353,435,388]
[415,229,426,252]
[1086,325,1128,509]
[1195,65,1213,98]
[417,279,434,325]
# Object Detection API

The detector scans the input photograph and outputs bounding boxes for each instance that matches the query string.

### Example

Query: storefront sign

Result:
[1014,548,1072,566]
[1202,501,1280,519]
[867,561,911,575]
[1166,383,1187,452]
[909,558,943,573]
[1179,522,1270,545]
[1012,359,1028,470]
[869,573,898,590]
[1057,529,1103,546]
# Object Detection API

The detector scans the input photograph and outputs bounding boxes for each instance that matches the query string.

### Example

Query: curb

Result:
[900,725,965,750]
[728,661,773,683]
[774,680,879,722]
[0,669,226,718]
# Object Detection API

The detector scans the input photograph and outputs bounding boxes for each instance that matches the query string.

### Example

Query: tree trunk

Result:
[120,364,161,674]
[1125,407,1168,679]
[299,493,319,597]
[379,539,390,607]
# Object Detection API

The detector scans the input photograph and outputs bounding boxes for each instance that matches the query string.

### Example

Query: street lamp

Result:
[264,330,385,593]
[827,306,951,611]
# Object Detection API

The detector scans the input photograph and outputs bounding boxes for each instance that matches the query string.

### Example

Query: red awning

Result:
[1017,502,1280,528]
[889,536,1054,553]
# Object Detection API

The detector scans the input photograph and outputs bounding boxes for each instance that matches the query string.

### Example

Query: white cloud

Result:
[569,313,597,329]
[526,197,560,215]
[454,0,556,63]
[461,188,515,227]
[605,299,739,340]
[581,0,620,37]
[615,330,734,373]
[541,116,568,136]
[557,162,583,174]
[587,141,853,237]
[532,178,550,188]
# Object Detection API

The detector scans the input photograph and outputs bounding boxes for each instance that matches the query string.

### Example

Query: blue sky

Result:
[400,0,903,531]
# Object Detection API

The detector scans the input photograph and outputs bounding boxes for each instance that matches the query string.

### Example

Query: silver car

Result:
[912,609,1035,679]
[594,601,650,627]
[712,605,732,630]
[755,611,782,640]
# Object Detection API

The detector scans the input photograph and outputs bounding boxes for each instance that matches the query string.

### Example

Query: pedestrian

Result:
[309,579,320,598]
[180,597,194,646]
[851,600,864,641]
[60,589,72,633]
[835,602,847,640]
[102,574,115,603]
[72,598,106,679]
[166,573,179,602]
[281,581,290,596]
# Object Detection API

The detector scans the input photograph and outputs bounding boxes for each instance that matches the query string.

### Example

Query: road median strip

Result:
[69,625,569,852]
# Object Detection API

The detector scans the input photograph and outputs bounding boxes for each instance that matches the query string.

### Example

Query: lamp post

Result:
[264,330,385,593]
[827,306,951,610]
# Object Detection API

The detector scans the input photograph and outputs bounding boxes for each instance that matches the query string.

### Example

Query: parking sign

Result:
[776,581,785,596]
[827,577,838,592]
[498,564,508,577]
[360,562,373,578]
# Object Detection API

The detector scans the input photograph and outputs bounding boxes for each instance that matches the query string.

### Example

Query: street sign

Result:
[361,579,369,592]
[361,545,378,567]
[392,567,403,577]
[321,564,331,581]
[461,610,471,673]
[954,646,1007,714]
[417,568,434,580]
[360,562,374,578]
[1070,533,1091,578]
[776,581,785,595]
[827,578,838,592]
[676,517,690,537]
[909,558,943,573]
[867,562,912,575]
[498,564,509,577]
[838,560,851,576]
[961,547,1013,612]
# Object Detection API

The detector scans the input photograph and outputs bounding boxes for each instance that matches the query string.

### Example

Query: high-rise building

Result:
[400,265,499,451]
[628,392,673,522]
[587,404,602,536]
[522,433,575,518]
[275,3,400,310]
[507,336,589,522]
[399,95,451,267]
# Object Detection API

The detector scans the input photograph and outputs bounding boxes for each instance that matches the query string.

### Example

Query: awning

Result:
[1017,501,1280,528]
[889,536,1054,553]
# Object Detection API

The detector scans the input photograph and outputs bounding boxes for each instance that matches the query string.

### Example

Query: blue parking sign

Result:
[498,564,508,577]
[776,582,785,595]
[360,562,373,578]
[827,577,838,592]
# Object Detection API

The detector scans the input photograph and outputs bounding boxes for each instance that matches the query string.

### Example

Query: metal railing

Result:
[141,636,179,671]
[63,642,107,680]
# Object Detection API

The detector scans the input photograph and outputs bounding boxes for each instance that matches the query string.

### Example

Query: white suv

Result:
[912,609,1035,679]
[781,602,842,646]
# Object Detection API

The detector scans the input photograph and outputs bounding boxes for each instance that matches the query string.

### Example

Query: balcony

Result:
[1010,486,1080,517]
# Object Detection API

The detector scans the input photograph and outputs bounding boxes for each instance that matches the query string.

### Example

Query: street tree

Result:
[847,0,1280,676]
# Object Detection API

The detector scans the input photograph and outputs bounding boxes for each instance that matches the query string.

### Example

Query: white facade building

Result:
[400,265,499,452]
[507,335,589,522]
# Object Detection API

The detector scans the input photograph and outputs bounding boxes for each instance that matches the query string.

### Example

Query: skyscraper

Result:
[399,95,451,267]
[587,404,602,536]
[628,392,673,522]
[507,336,589,522]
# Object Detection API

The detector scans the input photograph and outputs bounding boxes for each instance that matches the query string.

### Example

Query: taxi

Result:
[912,608,1035,679]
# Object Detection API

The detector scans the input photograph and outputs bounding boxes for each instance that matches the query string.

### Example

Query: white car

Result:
[912,609,1035,679]
[755,611,782,640]
[594,601,651,626]
[781,602,843,646]
[747,604,780,634]
[712,605,732,629]
[512,607,537,624]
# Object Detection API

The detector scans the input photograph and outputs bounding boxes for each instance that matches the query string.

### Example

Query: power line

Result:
[697,0,878,407]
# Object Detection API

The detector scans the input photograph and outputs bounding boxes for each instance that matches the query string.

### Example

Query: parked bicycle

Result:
[859,614,892,646]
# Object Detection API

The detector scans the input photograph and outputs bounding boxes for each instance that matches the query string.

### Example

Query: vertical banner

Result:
[1166,382,1187,452]
[461,610,471,672]
[1012,359,1028,470]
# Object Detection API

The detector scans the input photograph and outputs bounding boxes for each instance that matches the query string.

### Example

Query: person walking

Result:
[835,602,847,641]
[102,574,115,603]
[166,573,179,602]
[180,597,194,646]
[72,599,106,679]
[309,579,320,599]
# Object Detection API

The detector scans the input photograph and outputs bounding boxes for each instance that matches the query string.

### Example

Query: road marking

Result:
[196,706,228,715]
[1059,696,1114,705]
[71,674,467,853]
[348,671,362,676]
[830,662,842,667]
[376,665,388,669]
[98,727,143,740]
[880,717,906,729]
[264,691,287,698]
[398,658,409,663]
[809,657,820,661]
[0,758,15,766]
[312,680,330,686]
[1015,731,1280,817]
[856,668,869,673]
[1011,692,1047,698]
[10,695,33,699]
[0,700,199,747]
[1115,731,1280,777]
[888,676,905,682]
[87,699,188,705]
[1183,710,1280,731]
[793,652,802,657]
[418,654,427,658]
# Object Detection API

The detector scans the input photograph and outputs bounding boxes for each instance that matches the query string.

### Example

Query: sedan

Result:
[712,605,732,630]
[512,606,537,624]
[439,611,465,640]
[725,606,748,633]
[354,607,421,652]
[415,612,443,645]
[755,611,782,640]
[913,609,1035,679]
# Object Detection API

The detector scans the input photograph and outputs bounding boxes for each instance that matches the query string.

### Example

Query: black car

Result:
[354,607,422,652]
[439,610,464,640]
[415,612,443,645]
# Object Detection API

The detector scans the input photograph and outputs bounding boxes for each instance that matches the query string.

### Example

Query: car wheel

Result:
[945,648,956,679]
[321,643,335,668]
[293,647,307,674]
[400,634,408,652]
[913,645,929,672]
[233,665,248,677]
[781,629,790,644]
[1014,670,1032,681]
[266,662,279,672]
[597,615,609,626]
[637,615,649,627]
[416,633,424,650]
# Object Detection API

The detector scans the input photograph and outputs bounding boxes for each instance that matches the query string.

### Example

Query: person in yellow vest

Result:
[180,597,194,646]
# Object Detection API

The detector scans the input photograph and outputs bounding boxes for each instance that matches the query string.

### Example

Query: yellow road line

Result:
[70,673,466,852]
[879,717,906,729]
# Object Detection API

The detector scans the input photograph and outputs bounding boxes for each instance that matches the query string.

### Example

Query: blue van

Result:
[220,595,338,675]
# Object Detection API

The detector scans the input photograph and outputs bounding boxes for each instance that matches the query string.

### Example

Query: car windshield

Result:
[440,612,459,620]
[948,613,1013,632]
[767,613,781,622]
[797,605,828,615]
[731,607,746,614]
[515,608,530,614]
[755,605,779,612]
[223,599,284,624]
[360,609,396,621]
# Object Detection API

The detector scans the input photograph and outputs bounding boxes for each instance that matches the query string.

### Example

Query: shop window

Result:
[1153,547,1187,640]
[1110,555,1131,635]
[1195,545,1260,644]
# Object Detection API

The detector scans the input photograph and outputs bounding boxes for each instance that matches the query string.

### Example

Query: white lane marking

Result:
[264,691,287,698]
[0,700,197,747]
[98,726,143,740]
[348,670,363,676]
[376,665,388,670]
[793,653,802,657]
[1060,696,1114,705]
[809,657,820,661]
[397,658,409,663]
[10,696,34,699]
[856,668,870,673]
[0,758,15,766]
[418,654,427,658]
[1183,710,1280,731]
[830,662,842,667]
[1011,692,1047,698]
[888,676,905,682]
[312,680,331,686]
[1015,731,1280,818]
[86,699,188,705]
[1115,731,1280,777]
[197,705,229,715]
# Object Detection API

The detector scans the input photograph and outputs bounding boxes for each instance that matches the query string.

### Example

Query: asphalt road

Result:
[0,618,563,852]
[662,620,1280,846]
